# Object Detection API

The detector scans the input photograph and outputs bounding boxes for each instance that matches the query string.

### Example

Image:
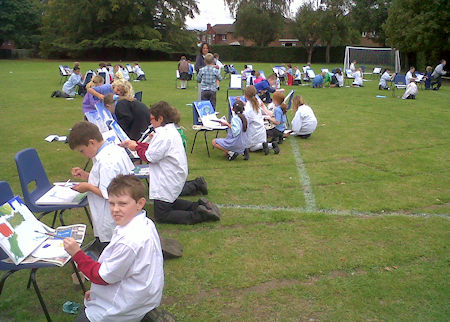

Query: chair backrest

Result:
[321,68,329,73]
[284,90,295,110]
[59,65,68,76]
[228,96,247,120]
[306,69,316,78]
[259,70,266,79]
[345,69,353,77]
[126,64,133,73]
[229,74,242,89]
[15,148,52,212]
[0,181,14,205]
[373,67,382,74]
[246,75,255,86]
[134,91,143,102]
[81,71,93,86]
[393,74,406,85]
[360,65,366,73]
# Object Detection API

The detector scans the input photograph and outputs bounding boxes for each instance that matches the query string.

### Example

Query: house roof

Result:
[212,24,235,34]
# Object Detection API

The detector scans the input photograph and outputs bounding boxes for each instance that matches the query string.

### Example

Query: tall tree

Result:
[291,2,324,63]
[383,0,449,62]
[349,0,392,44]
[0,0,42,49]
[234,2,285,47]
[224,0,293,17]
[40,0,199,57]
[320,0,358,63]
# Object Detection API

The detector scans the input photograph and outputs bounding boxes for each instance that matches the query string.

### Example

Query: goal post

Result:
[344,46,400,73]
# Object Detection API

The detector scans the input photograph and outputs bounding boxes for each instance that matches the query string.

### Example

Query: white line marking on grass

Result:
[289,138,317,212]
[217,203,450,219]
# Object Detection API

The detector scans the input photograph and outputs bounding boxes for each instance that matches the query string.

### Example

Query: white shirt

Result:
[405,70,415,84]
[62,73,81,96]
[336,73,344,87]
[244,101,266,147]
[352,71,363,86]
[133,65,145,77]
[86,211,164,322]
[350,63,356,72]
[121,68,130,81]
[145,123,188,203]
[402,82,418,99]
[294,69,301,80]
[379,72,391,88]
[291,104,318,136]
[88,142,134,242]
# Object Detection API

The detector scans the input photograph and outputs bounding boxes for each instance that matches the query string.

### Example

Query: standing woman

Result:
[195,43,211,100]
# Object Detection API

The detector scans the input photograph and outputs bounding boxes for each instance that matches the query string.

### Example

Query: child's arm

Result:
[64,237,108,285]
[72,182,103,197]
[87,86,105,100]
[72,167,89,180]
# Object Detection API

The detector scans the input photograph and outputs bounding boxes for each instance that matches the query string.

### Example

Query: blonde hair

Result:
[292,95,305,112]
[112,78,135,101]
[244,85,259,112]
[204,53,214,65]
[86,75,104,89]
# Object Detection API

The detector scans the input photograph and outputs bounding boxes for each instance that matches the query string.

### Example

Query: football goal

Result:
[344,46,400,73]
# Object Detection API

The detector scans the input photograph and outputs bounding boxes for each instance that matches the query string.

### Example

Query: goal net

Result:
[344,46,400,73]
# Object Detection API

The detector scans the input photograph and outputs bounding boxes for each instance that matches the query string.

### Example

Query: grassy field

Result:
[0,59,448,321]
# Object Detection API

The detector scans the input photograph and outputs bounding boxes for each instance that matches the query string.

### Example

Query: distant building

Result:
[1,40,15,50]
[201,23,299,47]
[359,32,384,47]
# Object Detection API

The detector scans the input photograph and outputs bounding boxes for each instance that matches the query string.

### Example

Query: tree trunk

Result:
[326,44,330,64]
[307,47,314,64]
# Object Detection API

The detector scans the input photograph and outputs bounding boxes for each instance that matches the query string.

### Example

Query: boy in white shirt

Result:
[69,121,134,251]
[64,175,164,322]
[402,78,418,99]
[133,62,147,80]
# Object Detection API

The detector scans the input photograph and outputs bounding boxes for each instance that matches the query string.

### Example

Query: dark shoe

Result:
[197,205,221,221]
[272,142,280,154]
[243,148,249,160]
[160,237,183,259]
[142,307,177,322]
[51,91,56,98]
[195,176,208,195]
[198,197,221,217]
[262,142,269,155]
[228,152,238,161]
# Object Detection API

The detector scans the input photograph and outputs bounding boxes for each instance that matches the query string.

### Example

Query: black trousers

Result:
[180,179,198,196]
[153,199,203,225]
[201,90,217,108]
[266,128,283,142]
[431,75,442,89]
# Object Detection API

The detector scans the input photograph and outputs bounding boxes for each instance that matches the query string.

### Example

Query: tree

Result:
[0,0,42,49]
[349,0,391,44]
[40,0,199,57]
[234,2,285,47]
[320,0,359,63]
[224,0,293,17]
[291,2,324,63]
[383,0,450,64]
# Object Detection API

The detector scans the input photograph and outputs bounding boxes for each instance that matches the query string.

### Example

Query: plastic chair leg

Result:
[203,131,210,157]
[84,207,93,229]
[71,261,86,294]
[30,269,52,322]
[0,270,17,294]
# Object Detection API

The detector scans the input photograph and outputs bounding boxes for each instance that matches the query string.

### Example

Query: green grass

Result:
[0,59,448,321]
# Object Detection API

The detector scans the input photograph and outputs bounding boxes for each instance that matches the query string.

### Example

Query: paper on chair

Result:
[36,185,87,205]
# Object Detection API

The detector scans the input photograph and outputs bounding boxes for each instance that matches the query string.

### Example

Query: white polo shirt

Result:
[88,142,134,242]
[292,104,318,136]
[85,211,164,322]
[145,123,188,203]
[244,101,266,147]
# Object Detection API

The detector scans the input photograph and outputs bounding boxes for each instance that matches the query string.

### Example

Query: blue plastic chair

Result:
[391,74,407,97]
[134,91,143,102]
[0,181,56,321]
[14,148,92,228]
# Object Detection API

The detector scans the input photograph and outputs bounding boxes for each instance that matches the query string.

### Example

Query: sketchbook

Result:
[106,120,139,158]
[0,196,86,265]
[36,185,87,205]
[44,135,67,142]
[193,101,227,130]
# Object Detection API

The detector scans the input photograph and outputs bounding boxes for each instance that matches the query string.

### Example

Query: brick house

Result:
[201,23,299,47]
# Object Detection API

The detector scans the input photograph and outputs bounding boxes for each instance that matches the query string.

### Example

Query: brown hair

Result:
[272,91,287,114]
[107,175,146,202]
[149,101,179,125]
[68,121,103,149]
[244,85,259,112]
[232,100,247,132]
[292,95,305,113]
[103,93,114,106]
[86,75,104,89]
[199,42,210,54]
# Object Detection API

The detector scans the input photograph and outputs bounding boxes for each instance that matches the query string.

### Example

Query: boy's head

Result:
[73,66,80,74]
[68,121,104,158]
[104,93,116,113]
[204,53,214,65]
[267,73,277,85]
[107,175,146,226]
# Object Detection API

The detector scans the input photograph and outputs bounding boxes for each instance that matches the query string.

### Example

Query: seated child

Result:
[405,66,416,85]
[266,91,287,145]
[291,95,317,139]
[352,68,364,87]
[312,72,325,88]
[82,75,105,115]
[330,69,344,88]
[133,62,147,80]
[64,174,164,321]
[51,66,82,98]
[293,66,302,85]
[243,86,279,155]
[253,71,264,84]
[424,66,432,90]
[121,101,221,224]
[254,73,277,103]
[113,64,124,80]
[379,68,393,90]
[197,53,222,108]
[402,78,418,99]
[213,100,249,160]
[120,64,130,81]
[69,121,135,251]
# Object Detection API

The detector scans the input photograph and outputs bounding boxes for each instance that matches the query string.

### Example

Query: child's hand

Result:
[72,167,89,180]
[85,290,91,301]
[64,237,81,256]
[72,182,90,193]
[120,140,137,151]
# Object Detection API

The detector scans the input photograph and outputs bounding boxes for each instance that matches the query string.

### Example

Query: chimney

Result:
[207,23,211,30]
